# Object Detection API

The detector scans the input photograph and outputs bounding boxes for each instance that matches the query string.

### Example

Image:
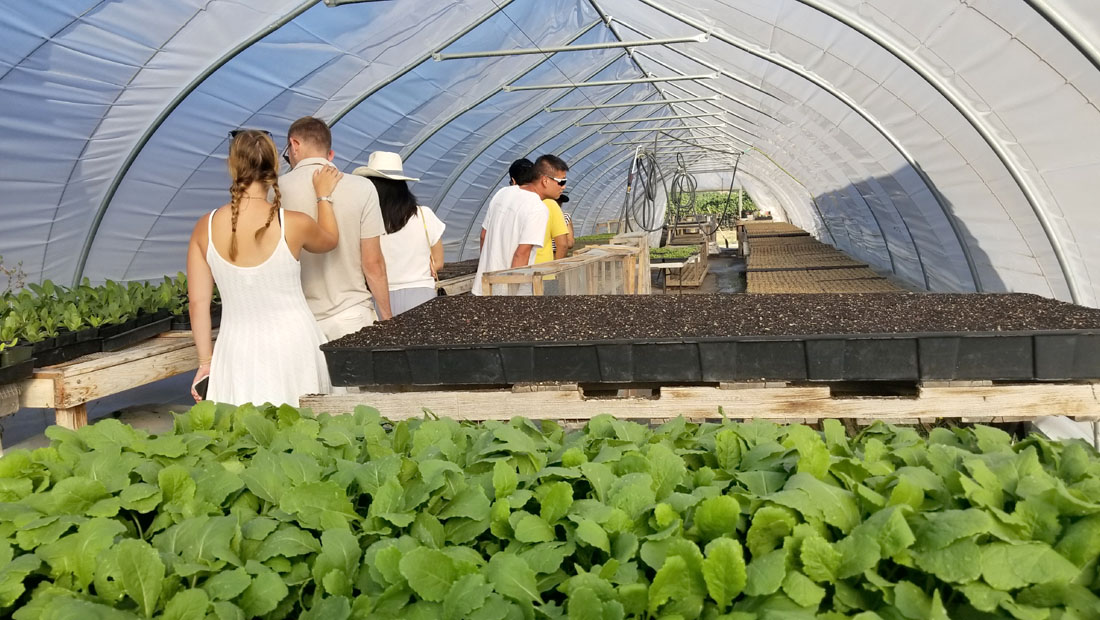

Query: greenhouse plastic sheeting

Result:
[1,0,1099,306]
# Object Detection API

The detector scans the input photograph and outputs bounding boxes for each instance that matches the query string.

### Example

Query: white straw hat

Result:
[352,151,420,181]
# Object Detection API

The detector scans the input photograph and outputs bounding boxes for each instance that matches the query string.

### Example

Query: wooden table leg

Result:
[55,404,88,430]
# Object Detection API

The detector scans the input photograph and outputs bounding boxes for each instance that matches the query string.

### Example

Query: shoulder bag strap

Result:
[419,207,437,280]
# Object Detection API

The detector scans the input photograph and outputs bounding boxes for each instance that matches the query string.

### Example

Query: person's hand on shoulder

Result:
[313,165,342,198]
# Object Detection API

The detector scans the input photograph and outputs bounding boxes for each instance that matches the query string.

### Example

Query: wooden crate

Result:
[662,233,709,287]
[594,219,623,235]
[482,233,649,296]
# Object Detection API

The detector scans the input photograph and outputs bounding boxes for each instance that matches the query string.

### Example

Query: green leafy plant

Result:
[1,314,21,346]
[574,233,617,245]
[37,306,60,339]
[1,409,1098,618]
[694,190,757,217]
[164,272,188,315]
[60,303,84,334]
[649,246,700,261]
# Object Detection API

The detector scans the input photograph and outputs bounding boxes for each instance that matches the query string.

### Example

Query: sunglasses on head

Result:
[548,176,567,187]
[228,129,272,139]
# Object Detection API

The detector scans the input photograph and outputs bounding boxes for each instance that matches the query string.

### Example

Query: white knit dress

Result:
[205,209,331,406]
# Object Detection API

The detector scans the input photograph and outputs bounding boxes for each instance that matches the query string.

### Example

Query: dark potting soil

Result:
[436,259,480,281]
[329,293,1100,349]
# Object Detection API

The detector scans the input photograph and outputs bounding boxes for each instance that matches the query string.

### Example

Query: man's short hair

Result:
[288,116,332,151]
[534,154,569,178]
[509,158,537,185]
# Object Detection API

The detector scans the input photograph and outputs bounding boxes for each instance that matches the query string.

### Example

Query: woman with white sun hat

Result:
[353,151,445,316]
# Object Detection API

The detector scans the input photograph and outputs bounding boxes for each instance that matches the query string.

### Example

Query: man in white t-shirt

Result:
[473,154,569,295]
[278,117,392,341]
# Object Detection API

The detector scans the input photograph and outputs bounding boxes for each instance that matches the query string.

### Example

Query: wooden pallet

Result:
[663,236,709,287]
[17,332,201,434]
[300,380,1100,425]
[436,273,475,296]
[665,253,708,287]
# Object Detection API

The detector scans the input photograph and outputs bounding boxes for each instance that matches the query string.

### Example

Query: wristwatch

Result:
[316,195,333,203]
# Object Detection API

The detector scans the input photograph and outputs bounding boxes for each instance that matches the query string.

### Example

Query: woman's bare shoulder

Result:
[190,205,229,239]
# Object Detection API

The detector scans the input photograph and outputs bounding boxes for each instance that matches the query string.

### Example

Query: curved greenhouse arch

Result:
[1,0,1098,305]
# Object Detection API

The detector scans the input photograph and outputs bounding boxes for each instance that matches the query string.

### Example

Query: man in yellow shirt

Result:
[535,196,569,263]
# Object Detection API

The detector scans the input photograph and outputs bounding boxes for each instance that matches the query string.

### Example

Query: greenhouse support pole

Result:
[635,0,982,295]
[73,0,321,286]
[628,18,912,286]
[451,52,630,257]
[474,91,664,211]
[328,0,516,125]
[1022,0,1100,73]
[398,19,604,160]
[790,0,1084,302]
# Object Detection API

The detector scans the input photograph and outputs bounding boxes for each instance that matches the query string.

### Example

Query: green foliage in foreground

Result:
[2,406,1100,619]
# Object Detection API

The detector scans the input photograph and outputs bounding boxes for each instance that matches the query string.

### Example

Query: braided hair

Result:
[226,130,281,261]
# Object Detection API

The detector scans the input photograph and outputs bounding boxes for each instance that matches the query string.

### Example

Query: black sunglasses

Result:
[548,175,567,187]
[228,129,272,139]
[281,142,291,166]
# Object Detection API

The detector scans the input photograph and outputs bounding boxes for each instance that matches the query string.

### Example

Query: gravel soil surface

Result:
[436,258,480,280]
[327,293,1100,348]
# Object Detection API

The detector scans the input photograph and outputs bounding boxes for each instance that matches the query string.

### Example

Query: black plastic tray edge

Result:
[323,330,1100,386]
[0,358,34,385]
[101,317,172,352]
[33,338,103,367]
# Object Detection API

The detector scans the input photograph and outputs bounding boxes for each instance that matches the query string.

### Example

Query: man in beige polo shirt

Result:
[278,117,392,341]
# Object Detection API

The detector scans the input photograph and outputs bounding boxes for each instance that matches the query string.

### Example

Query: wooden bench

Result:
[17,332,200,434]
[301,380,1100,426]
[436,273,475,296]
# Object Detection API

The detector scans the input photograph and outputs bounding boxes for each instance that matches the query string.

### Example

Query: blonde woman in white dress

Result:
[187,129,342,406]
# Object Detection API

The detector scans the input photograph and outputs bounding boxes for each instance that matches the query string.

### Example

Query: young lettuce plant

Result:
[60,303,84,334]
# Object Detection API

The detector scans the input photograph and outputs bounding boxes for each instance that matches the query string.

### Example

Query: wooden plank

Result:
[19,334,203,410]
[301,382,1100,422]
[437,273,474,296]
[46,336,194,378]
[55,403,87,430]
[19,376,57,409]
[53,345,199,409]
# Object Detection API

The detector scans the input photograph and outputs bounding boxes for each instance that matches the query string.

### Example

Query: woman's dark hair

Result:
[368,177,419,234]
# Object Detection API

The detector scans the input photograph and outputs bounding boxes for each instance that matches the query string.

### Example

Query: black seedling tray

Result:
[34,338,102,367]
[98,319,137,339]
[323,330,1100,387]
[170,305,221,331]
[0,358,34,385]
[102,317,172,352]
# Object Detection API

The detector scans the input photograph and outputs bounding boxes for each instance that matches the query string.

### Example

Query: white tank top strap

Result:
[278,208,291,256]
[206,209,218,259]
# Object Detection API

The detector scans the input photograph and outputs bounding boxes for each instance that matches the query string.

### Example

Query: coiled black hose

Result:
[667,153,697,223]
[620,149,669,233]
